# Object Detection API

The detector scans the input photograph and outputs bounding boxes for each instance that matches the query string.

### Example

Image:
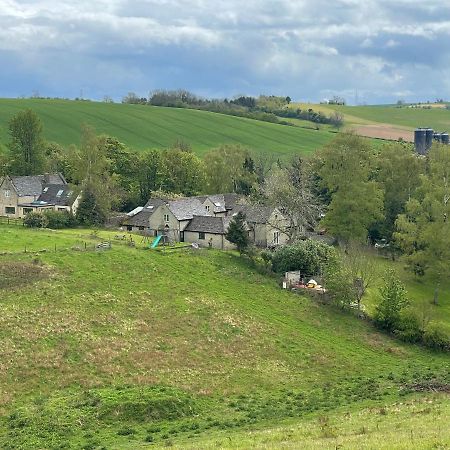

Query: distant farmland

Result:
[0,99,335,158]
[328,104,450,131]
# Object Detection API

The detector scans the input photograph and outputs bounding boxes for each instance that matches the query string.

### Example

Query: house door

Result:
[180,232,184,242]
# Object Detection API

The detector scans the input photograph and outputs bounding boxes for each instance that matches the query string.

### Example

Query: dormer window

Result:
[56,189,64,197]
[43,187,49,193]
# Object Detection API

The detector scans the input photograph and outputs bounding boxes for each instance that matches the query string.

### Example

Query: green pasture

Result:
[0,225,448,448]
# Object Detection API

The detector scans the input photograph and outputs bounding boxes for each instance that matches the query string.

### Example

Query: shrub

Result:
[269,240,337,275]
[324,263,355,309]
[374,269,409,332]
[23,212,48,228]
[117,426,135,436]
[395,311,423,343]
[43,210,77,229]
[422,324,450,351]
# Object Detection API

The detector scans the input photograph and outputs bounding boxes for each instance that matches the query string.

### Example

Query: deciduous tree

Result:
[8,109,45,175]
[316,133,383,244]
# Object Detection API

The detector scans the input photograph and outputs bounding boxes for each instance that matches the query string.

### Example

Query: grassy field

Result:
[291,102,450,133]
[173,393,450,449]
[363,253,450,334]
[327,104,450,131]
[0,99,334,158]
[0,225,448,448]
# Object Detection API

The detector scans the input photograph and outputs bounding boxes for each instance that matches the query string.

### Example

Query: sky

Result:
[0,0,449,104]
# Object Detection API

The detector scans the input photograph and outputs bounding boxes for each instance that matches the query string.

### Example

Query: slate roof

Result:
[167,198,210,220]
[124,198,165,226]
[9,173,66,197]
[222,193,244,212]
[124,209,153,227]
[36,184,77,206]
[207,194,227,213]
[184,215,231,234]
[193,193,244,214]
[233,205,276,224]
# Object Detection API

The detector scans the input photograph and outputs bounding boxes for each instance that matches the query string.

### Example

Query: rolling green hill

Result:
[0,99,334,157]
[0,226,448,448]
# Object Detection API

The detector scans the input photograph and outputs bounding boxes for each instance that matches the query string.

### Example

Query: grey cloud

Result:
[0,0,449,103]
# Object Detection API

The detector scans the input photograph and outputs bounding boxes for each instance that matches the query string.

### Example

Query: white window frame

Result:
[4,189,11,198]
[273,231,280,245]
[163,214,170,222]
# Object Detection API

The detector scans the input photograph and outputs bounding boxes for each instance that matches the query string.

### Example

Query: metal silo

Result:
[441,132,449,145]
[414,128,427,155]
[425,128,434,152]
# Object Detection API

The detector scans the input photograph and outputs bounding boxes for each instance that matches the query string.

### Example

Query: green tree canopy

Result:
[373,143,424,240]
[316,133,383,244]
[204,144,257,194]
[394,144,450,301]
[8,109,45,175]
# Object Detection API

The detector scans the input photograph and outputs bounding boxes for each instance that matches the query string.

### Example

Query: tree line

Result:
[122,90,344,129]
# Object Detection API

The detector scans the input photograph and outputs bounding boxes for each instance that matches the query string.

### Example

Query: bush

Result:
[422,324,450,351]
[23,212,48,228]
[43,210,78,229]
[269,240,337,275]
[395,311,423,343]
[374,270,409,332]
[324,264,355,309]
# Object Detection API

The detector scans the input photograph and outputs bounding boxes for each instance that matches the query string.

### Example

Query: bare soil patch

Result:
[352,124,414,142]
[0,261,48,290]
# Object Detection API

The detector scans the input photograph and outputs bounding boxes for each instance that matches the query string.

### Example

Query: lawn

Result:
[0,99,334,157]
[0,225,448,448]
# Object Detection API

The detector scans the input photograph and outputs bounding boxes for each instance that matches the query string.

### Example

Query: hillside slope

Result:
[0,99,334,157]
[0,226,448,448]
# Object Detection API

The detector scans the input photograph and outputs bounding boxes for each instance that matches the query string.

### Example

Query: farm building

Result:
[183,215,236,250]
[0,173,81,218]
[123,194,289,249]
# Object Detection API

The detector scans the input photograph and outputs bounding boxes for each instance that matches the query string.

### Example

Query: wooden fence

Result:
[0,216,23,226]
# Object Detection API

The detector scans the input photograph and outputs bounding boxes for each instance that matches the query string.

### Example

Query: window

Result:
[127,225,133,231]
[4,189,11,198]
[273,231,280,245]
[23,208,33,214]
[163,214,169,222]
[58,207,66,211]
[205,205,210,212]
[199,232,206,240]
[5,206,15,214]
[138,226,144,231]
[56,189,64,197]
[43,187,48,193]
